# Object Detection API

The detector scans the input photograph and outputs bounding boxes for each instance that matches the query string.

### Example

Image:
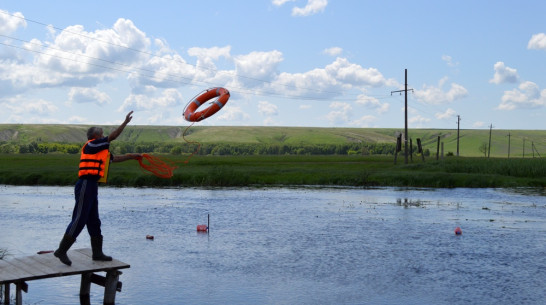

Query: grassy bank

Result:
[0,154,544,188]
[2,125,545,158]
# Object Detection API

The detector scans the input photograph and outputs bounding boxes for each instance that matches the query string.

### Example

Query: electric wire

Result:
[0,10,394,102]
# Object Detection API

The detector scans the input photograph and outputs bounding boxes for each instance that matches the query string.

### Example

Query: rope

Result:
[137,88,222,178]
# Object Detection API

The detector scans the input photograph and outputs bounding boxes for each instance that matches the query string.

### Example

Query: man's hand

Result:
[124,111,134,124]
[108,110,134,142]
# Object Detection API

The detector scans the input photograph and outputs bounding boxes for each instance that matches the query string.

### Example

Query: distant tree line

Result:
[0,141,403,156]
[0,142,81,154]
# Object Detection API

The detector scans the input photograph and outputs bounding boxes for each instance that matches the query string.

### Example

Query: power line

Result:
[0,10,389,101]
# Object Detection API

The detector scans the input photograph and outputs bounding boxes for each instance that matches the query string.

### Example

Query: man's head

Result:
[87,127,104,140]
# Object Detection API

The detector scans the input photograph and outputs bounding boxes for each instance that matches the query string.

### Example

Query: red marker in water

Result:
[454,227,462,235]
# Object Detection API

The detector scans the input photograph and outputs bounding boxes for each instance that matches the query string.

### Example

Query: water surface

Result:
[1,185,545,304]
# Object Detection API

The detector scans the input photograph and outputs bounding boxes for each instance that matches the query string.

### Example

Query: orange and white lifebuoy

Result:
[183,87,230,122]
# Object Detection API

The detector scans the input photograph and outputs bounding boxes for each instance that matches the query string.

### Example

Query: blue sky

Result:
[1,1,545,130]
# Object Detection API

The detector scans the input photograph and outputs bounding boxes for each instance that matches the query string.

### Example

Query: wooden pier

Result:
[0,248,130,305]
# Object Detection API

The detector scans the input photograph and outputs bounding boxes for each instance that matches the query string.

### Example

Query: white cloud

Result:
[299,104,311,109]
[0,10,27,35]
[4,98,58,115]
[258,101,278,116]
[351,115,377,127]
[272,57,391,99]
[473,121,485,128]
[489,61,519,84]
[409,114,431,126]
[234,50,283,87]
[215,105,251,122]
[131,52,195,89]
[355,93,389,114]
[2,18,152,93]
[498,81,546,110]
[272,0,295,6]
[435,108,457,120]
[441,55,458,67]
[327,58,387,88]
[326,101,351,125]
[119,88,183,111]
[292,0,328,16]
[263,116,281,126]
[187,45,232,80]
[323,47,342,56]
[527,33,546,50]
[414,77,468,104]
[36,19,150,75]
[68,115,87,123]
[68,87,111,105]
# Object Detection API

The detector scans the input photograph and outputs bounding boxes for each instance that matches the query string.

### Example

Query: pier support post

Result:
[15,281,27,305]
[80,272,92,304]
[2,283,9,305]
[103,270,121,305]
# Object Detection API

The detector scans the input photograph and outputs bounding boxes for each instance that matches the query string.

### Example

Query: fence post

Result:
[409,138,413,162]
[436,136,440,161]
[417,138,425,162]
[394,134,402,164]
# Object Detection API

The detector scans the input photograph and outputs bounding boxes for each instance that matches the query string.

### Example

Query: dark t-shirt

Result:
[84,137,110,154]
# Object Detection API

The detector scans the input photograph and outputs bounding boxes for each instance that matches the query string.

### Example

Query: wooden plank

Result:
[0,260,34,283]
[0,249,130,284]
[7,258,43,279]
[12,257,57,278]
[30,252,72,274]
[74,248,93,258]
[74,248,130,270]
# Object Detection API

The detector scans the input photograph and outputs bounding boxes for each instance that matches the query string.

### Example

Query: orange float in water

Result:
[196,225,208,232]
[454,227,462,235]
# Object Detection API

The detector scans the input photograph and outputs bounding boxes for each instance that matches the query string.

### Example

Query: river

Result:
[1,185,545,304]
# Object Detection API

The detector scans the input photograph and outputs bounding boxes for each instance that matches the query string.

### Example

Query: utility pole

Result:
[488,124,493,158]
[456,115,461,156]
[391,69,414,164]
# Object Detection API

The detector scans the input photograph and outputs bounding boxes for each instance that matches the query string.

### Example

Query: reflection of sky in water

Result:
[1,185,545,305]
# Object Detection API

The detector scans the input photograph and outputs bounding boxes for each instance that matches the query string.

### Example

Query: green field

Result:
[0,124,544,188]
[1,124,545,158]
[0,154,544,188]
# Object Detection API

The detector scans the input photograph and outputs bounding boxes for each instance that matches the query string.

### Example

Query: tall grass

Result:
[0,154,544,188]
[442,157,546,177]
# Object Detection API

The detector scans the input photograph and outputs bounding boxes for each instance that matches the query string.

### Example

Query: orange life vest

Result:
[78,140,110,178]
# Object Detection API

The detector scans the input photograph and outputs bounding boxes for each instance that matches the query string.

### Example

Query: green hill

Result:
[0,124,544,158]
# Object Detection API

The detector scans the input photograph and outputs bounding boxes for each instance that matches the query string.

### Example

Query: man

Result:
[54,111,142,266]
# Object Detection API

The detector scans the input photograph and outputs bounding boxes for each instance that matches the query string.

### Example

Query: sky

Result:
[1,1,545,130]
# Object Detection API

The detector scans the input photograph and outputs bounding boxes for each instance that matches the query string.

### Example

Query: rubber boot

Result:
[54,234,75,266]
[91,235,112,261]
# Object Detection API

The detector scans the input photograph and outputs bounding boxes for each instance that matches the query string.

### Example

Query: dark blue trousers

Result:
[65,178,102,239]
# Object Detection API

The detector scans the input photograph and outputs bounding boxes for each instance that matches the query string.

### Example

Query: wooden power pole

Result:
[391,69,413,164]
